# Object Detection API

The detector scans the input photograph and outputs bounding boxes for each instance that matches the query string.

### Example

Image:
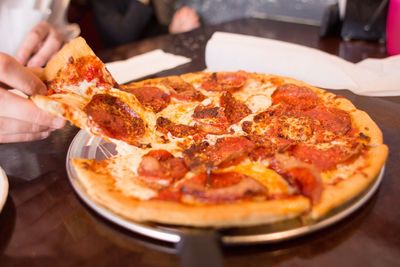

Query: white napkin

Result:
[205,32,400,97]
[106,49,191,84]
[0,2,51,56]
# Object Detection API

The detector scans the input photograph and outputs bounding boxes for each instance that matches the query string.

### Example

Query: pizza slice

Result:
[32,37,158,145]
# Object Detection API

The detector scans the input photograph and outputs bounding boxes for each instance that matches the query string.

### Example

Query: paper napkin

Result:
[106,49,191,84]
[205,32,400,97]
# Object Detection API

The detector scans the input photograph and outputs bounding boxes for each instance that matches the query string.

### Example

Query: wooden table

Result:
[1,18,399,267]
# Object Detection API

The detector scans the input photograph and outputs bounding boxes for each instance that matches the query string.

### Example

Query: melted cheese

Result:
[246,94,272,113]
[159,101,197,126]
[221,162,292,195]
[321,156,367,184]
[109,156,157,199]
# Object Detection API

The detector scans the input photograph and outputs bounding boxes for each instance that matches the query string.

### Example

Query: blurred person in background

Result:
[91,0,155,48]
[162,0,340,34]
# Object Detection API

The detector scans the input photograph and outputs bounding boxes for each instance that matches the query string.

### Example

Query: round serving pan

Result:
[66,130,384,267]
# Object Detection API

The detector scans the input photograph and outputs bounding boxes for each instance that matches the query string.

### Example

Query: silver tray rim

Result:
[66,129,384,245]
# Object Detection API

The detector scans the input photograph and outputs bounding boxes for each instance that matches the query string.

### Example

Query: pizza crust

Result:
[72,158,311,228]
[32,93,90,130]
[311,144,388,219]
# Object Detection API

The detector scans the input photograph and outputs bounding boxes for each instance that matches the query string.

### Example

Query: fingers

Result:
[0,116,50,134]
[28,67,45,81]
[27,28,63,67]
[16,21,51,66]
[0,132,50,143]
[0,53,46,95]
[0,89,65,129]
[169,6,201,34]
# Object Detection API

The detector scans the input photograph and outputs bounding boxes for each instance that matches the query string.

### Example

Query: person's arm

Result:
[15,21,64,68]
[0,53,65,143]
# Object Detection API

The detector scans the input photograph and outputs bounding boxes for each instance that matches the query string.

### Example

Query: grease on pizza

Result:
[32,38,388,228]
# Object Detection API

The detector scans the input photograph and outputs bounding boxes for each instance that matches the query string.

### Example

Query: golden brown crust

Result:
[72,158,311,228]
[311,144,388,219]
[32,93,90,131]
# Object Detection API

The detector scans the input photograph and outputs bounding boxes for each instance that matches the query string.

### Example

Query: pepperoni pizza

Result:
[33,38,388,227]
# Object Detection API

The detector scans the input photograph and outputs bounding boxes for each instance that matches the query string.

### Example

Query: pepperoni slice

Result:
[201,72,247,92]
[247,134,278,160]
[156,117,198,137]
[210,137,256,167]
[138,150,189,184]
[270,154,322,203]
[304,106,352,136]
[272,84,320,110]
[192,105,229,134]
[177,172,267,203]
[84,94,145,145]
[220,92,251,124]
[290,142,363,171]
[123,86,170,113]
[48,55,117,91]
[183,137,255,170]
[162,76,205,102]
[286,167,322,204]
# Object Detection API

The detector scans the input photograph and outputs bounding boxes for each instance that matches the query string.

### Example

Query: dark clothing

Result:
[91,0,154,48]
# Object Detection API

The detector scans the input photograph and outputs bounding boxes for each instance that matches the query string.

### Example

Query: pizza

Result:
[32,37,388,228]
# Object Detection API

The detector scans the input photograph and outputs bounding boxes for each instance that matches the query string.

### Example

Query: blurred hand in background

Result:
[15,21,64,68]
[169,6,201,34]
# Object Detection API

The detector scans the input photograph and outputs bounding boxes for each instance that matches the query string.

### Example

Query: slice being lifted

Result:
[32,37,388,228]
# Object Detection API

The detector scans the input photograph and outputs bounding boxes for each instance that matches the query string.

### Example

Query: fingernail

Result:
[41,132,50,139]
[52,117,65,128]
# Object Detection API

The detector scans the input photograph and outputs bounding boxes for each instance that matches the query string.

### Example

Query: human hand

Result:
[0,53,65,143]
[169,6,201,34]
[16,21,63,68]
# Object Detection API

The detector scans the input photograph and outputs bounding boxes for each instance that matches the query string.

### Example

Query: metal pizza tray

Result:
[66,130,384,246]
[67,130,384,266]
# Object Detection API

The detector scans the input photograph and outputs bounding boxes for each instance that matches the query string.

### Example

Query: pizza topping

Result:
[290,142,363,171]
[245,94,272,113]
[201,72,247,92]
[138,150,188,187]
[285,167,322,204]
[242,121,253,134]
[254,109,274,124]
[271,154,322,203]
[183,137,255,170]
[272,84,320,110]
[192,104,229,134]
[247,134,277,161]
[304,106,352,136]
[84,94,145,145]
[271,115,315,142]
[220,92,251,124]
[123,86,170,113]
[178,172,267,203]
[156,117,198,138]
[193,105,224,119]
[209,137,255,168]
[162,76,205,101]
[48,55,117,91]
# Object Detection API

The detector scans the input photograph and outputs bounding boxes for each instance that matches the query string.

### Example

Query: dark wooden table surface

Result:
[1,18,399,267]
